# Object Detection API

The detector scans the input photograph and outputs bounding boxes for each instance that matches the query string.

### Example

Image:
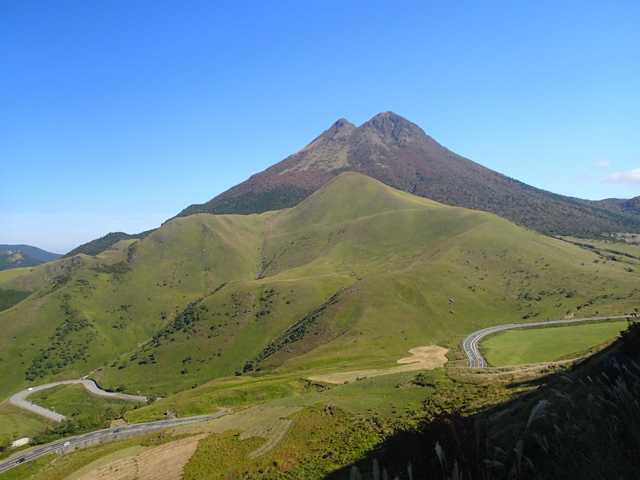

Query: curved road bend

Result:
[0,411,227,475]
[10,379,147,422]
[462,314,635,368]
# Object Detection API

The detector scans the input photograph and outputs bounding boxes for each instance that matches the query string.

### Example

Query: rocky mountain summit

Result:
[178,112,640,238]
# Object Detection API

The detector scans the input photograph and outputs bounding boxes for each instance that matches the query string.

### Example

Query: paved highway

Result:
[0,411,226,474]
[10,379,147,422]
[462,314,635,368]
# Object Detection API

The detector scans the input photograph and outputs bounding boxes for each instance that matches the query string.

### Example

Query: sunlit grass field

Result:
[481,321,629,366]
[0,402,51,439]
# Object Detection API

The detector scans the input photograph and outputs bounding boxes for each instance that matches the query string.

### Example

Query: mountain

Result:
[1,173,638,399]
[0,244,62,263]
[0,250,43,271]
[64,230,154,258]
[177,112,640,238]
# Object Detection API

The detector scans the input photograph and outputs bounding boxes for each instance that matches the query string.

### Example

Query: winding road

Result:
[0,412,226,475]
[10,379,147,422]
[462,314,635,368]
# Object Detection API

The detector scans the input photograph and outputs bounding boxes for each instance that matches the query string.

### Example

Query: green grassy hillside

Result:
[96,275,351,395]
[0,215,266,398]
[0,241,133,294]
[1,173,639,402]
[89,174,640,394]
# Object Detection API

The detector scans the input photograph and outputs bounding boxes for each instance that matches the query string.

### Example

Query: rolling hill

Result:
[178,112,640,238]
[0,242,137,314]
[1,173,638,401]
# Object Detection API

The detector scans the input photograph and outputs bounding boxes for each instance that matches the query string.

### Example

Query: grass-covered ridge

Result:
[1,173,639,401]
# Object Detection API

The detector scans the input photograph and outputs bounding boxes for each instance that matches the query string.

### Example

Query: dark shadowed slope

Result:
[178,112,640,237]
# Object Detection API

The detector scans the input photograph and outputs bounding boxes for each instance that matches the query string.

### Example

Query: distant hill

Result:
[0,244,62,263]
[64,230,154,257]
[0,250,43,271]
[177,112,640,238]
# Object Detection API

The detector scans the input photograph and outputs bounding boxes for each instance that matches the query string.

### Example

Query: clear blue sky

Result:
[2,1,639,254]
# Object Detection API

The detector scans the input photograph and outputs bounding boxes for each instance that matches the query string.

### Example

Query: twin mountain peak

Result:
[176,112,640,239]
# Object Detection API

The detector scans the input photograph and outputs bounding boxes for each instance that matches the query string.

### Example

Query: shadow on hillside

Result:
[504,374,552,390]
[319,331,640,480]
[319,392,540,480]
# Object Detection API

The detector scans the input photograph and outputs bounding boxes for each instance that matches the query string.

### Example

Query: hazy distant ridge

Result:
[0,244,62,263]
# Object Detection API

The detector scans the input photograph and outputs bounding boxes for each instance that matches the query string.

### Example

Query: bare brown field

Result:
[307,345,449,384]
[136,434,205,480]
[63,436,205,480]
[65,446,147,480]
[74,457,138,480]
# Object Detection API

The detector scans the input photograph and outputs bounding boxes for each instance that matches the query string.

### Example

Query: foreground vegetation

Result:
[352,321,640,480]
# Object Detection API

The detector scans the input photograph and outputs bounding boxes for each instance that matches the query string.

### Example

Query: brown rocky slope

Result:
[178,112,640,237]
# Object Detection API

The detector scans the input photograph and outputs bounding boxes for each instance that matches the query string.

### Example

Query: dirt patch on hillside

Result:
[307,345,449,384]
[69,435,205,480]
[74,457,138,480]
[136,435,205,480]
[110,418,129,428]
[397,345,449,365]
[67,446,147,480]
